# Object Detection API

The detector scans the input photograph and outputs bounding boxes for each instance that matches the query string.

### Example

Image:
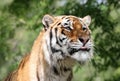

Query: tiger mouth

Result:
[68,47,90,55]
[79,47,90,51]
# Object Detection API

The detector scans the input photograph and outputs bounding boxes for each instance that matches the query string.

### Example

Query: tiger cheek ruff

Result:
[5,14,93,81]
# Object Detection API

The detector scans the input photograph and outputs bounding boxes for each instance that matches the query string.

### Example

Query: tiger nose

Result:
[79,37,89,45]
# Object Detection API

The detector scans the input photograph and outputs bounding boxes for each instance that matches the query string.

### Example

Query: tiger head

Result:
[42,14,93,65]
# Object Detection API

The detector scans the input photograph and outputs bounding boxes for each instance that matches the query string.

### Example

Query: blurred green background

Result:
[0,0,120,81]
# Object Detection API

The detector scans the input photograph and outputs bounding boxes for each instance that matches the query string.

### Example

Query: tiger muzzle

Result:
[68,47,90,55]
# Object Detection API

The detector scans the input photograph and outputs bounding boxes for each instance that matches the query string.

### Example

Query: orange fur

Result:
[5,30,47,81]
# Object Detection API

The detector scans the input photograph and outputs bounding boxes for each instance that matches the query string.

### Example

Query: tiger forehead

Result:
[61,16,80,22]
[55,16,82,28]
[55,16,80,22]
[63,16,82,29]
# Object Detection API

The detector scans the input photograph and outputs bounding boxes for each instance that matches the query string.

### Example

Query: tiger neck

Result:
[42,30,75,81]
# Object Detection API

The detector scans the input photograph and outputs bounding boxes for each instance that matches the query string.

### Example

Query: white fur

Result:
[70,39,93,62]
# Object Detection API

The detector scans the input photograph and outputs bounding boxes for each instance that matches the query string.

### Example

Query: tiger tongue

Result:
[80,47,87,49]
[79,47,89,51]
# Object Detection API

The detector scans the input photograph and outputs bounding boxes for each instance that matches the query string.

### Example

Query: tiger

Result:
[4,14,93,81]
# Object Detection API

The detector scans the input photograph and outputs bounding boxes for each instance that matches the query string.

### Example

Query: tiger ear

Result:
[82,15,91,26]
[42,14,54,31]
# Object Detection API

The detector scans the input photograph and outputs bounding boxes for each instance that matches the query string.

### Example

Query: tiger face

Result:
[42,15,93,65]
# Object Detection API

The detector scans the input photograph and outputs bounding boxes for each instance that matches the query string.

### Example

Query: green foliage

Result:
[0,0,120,81]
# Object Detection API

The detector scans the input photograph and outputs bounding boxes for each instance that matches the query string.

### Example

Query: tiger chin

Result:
[4,14,93,81]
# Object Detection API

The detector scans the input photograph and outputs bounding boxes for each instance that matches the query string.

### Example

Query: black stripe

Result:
[51,47,62,53]
[59,38,63,42]
[63,67,71,72]
[51,46,65,57]
[55,28,62,47]
[49,28,64,56]
[37,71,40,81]
[59,37,67,43]
[49,28,61,53]
[56,41,62,47]
[53,66,59,75]
[57,22,61,26]
[61,30,65,35]
[65,26,72,31]
[50,29,53,47]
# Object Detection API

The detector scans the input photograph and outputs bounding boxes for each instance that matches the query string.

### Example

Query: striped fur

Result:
[4,15,93,81]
